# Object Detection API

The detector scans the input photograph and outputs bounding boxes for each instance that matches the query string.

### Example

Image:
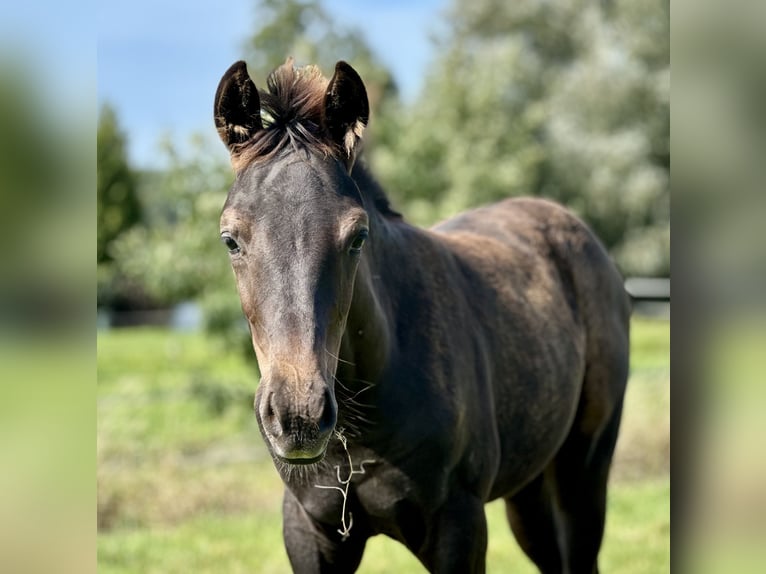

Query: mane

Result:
[231,58,337,170]
[233,58,401,220]
[351,161,402,220]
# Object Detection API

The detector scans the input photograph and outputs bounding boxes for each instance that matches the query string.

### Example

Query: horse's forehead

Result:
[224,156,363,232]
[227,156,345,213]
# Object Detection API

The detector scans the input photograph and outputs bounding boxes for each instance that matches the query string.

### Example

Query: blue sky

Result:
[98,0,447,169]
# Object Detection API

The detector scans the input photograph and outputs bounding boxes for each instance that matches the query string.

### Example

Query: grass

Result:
[98,480,669,574]
[98,316,669,572]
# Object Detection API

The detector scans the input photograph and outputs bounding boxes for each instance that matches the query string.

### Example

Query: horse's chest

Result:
[352,463,431,542]
[296,450,436,541]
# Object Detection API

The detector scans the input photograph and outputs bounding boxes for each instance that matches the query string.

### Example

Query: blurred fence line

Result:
[625,277,670,303]
[97,301,202,331]
[625,277,670,318]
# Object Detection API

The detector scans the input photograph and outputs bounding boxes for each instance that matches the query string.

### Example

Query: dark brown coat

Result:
[214,59,630,574]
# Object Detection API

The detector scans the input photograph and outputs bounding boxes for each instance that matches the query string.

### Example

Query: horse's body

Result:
[214,59,630,573]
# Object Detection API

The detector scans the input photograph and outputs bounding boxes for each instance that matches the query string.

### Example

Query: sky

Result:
[98,0,448,169]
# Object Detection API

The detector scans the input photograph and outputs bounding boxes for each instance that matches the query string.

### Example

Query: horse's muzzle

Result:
[256,383,337,464]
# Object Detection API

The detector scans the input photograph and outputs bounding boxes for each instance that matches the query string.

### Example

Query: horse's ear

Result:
[214,61,262,151]
[323,61,369,169]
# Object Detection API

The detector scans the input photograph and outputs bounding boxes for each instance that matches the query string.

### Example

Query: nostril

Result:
[318,388,337,434]
[259,391,284,437]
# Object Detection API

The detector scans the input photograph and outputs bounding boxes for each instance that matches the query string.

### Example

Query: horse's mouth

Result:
[276,452,326,466]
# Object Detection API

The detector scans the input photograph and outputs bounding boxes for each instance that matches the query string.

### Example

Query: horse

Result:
[213,58,630,573]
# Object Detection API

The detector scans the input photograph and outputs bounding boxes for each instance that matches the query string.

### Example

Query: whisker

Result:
[331,373,377,436]
[333,377,375,409]
[334,375,374,398]
[347,413,375,426]
[325,347,356,367]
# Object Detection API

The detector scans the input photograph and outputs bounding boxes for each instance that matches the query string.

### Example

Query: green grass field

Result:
[98,316,669,573]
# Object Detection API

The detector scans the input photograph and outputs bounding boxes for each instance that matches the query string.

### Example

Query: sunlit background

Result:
[94,1,671,572]
[7,0,766,572]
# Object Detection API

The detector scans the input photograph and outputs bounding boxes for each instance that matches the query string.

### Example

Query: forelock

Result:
[230,59,338,171]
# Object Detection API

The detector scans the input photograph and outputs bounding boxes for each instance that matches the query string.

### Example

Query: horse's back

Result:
[432,197,631,497]
[432,196,629,342]
[433,196,629,345]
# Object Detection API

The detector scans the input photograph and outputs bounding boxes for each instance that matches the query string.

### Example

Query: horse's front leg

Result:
[419,490,488,574]
[282,487,369,574]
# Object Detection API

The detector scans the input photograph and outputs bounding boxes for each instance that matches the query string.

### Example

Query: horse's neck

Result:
[338,167,443,385]
[339,211,431,385]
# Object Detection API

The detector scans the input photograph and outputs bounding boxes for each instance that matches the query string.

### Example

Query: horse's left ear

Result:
[323,61,369,170]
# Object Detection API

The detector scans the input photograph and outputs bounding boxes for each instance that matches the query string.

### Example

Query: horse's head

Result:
[214,59,370,465]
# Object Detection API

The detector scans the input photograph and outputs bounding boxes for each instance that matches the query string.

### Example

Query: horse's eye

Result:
[221,232,241,255]
[349,229,368,254]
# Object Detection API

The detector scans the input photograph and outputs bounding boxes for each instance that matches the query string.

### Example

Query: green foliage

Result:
[630,316,671,371]
[372,0,669,276]
[98,104,144,308]
[110,136,235,298]
[98,104,141,264]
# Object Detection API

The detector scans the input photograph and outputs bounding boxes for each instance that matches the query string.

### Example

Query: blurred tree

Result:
[111,136,229,304]
[375,0,669,276]
[97,104,141,264]
[97,104,145,309]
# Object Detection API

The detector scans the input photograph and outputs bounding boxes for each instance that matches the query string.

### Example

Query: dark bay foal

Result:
[213,58,630,573]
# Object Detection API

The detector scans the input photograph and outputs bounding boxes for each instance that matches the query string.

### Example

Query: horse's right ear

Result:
[214,61,262,151]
